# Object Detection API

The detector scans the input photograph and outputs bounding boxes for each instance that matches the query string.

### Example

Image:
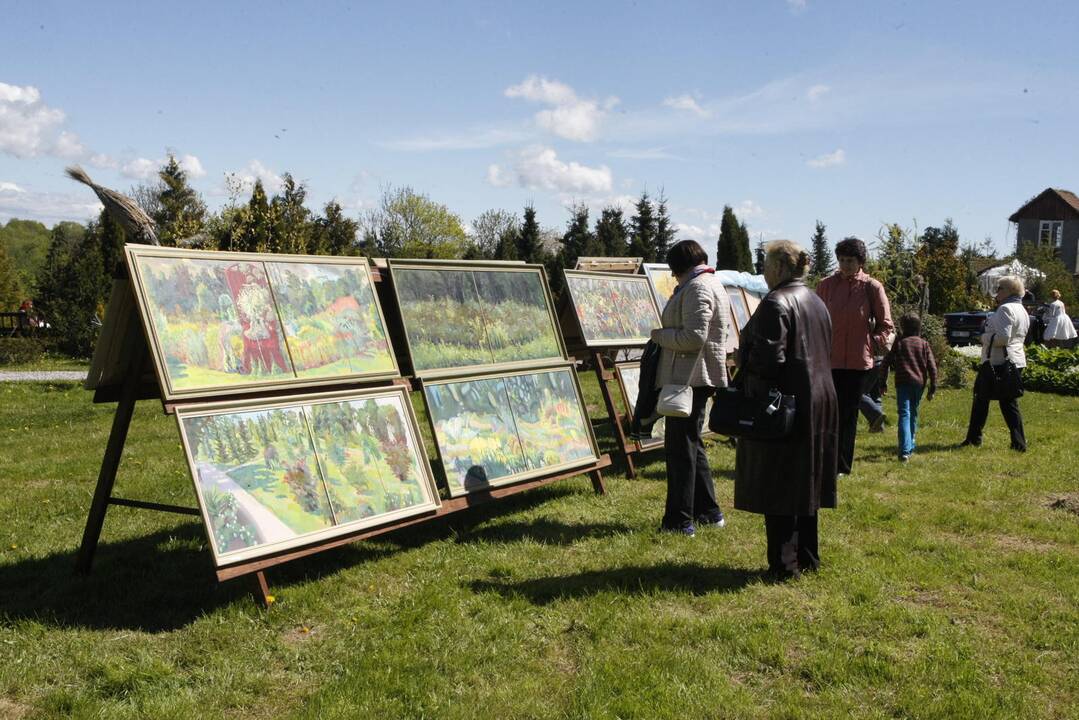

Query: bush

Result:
[1023,345,1079,396]
[0,337,44,364]
[939,349,970,389]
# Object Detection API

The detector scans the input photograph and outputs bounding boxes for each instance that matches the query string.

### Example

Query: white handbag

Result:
[656,346,704,418]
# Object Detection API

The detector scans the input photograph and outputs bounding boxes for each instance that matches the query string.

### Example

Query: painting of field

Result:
[617,364,665,446]
[307,397,430,524]
[473,270,561,363]
[564,273,660,346]
[425,376,529,494]
[136,256,293,392]
[394,267,493,371]
[642,264,678,310]
[267,262,395,379]
[504,369,595,469]
[181,407,333,558]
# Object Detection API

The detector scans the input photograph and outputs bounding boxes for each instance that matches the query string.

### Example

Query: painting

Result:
[727,287,750,332]
[563,270,661,347]
[744,290,762,318]
[176,388,439,566]
[641,263,678,310]
[615,361,716,449]
[391,261,563,376]
[424,367,598,496]
[127,247,399,400]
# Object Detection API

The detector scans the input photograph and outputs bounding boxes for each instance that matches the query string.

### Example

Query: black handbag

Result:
[975,334,1024,401]
[708,385,796,440]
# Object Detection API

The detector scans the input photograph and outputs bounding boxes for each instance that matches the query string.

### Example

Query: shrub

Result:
[0,337,45,364]
[1023,345,1079,396]
[939,349,970,389]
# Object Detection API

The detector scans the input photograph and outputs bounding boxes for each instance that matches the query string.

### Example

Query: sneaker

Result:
[659,523,696,537]
[898,454,910,463]
[696,511,726,528]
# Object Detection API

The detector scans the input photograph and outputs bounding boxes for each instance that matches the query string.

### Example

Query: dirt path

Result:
[196,463,298,543]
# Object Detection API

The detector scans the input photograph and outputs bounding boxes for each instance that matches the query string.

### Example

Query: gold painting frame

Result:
[562,269,662,348]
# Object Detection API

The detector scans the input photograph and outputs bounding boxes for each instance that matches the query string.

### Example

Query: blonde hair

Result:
[1051,289,1061,300]
[764,239,810,279]
[996,275,1025,298]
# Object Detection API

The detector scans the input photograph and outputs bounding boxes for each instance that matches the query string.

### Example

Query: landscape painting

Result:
[564,271,660,347]
[425,376,529,495]
[616,363,665,447]
[267,261,396,379]
[178,389,439,565]
[134,254,294,393]
[504,369,596,470]
[727,287,750,331]
[642,263,678,310]
[393,263,563,375]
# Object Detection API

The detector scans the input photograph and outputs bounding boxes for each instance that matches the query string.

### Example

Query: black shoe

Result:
[1010,443,1026,452]
[659,524,696,537]
[766,567,801,582]
[695,510,726,528]
[959,438,981,448]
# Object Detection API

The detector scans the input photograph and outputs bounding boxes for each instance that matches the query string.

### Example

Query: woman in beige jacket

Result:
[649,240,731,535]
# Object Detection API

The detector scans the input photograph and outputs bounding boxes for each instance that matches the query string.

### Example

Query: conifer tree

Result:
[715,205,741,270]
[561,204,592,269]
[737,221,752,272]
[594,207,628,256]
[809,220,833,280]
[311,201,358,256]
[628,192,657,262]
[654,191,676,263]
[153,155,207,246]
[517,205,541,263]
[227,180,277,253]
[272,173,313,254]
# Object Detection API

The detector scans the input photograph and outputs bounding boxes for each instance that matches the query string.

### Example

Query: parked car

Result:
[943,311,991,346]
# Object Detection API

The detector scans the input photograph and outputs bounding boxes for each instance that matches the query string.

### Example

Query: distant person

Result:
[962,276,1029,452]
[880,313,937,462]
[650,239,730,536]
[734,240,838,580]
[860,354,886,433]
[1042,290,1077,348]
[815,237,894,475]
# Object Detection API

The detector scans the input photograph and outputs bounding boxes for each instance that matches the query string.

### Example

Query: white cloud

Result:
[224,159,284,196]
[179,154,206,178]
[607,147,682,161]
[0,81,89,160]
[381,127,528,151]
[663,94,709,117]
[807,148,846,168]
[121,152,207,181]
[487,145,612,194]
[787,0,807,13]
[807,84,830,102]
[675,222,707,239]
[734,199,765,219]
[0,181,24,193]
[0,183,102,225]
[505,75,616,142]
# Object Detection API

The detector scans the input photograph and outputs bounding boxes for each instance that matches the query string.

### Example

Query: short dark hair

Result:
[834,236,867,266]
[900,312,921,337]
[666,240,709,276]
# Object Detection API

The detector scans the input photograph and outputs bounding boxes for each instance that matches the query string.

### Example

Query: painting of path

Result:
[564,273,660,346]
[136,256,293,392]
[504,369,595,469]
[267,261,395,379]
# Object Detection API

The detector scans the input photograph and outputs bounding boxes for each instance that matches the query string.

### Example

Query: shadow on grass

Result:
[470,562,765,604]
[452,518,633,545]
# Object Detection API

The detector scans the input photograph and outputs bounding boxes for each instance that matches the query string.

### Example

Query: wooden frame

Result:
[125,245,399,402]
[726,286,751,335]
[613,360,664,450]
[575,256,643,273]
[388,258,567,379]
[421,363,602,497]
[174,386,442,568]
[640,262,677,310]
[562,269,661,348]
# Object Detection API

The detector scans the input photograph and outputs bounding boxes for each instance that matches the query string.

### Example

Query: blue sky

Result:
[2,0,1078,258]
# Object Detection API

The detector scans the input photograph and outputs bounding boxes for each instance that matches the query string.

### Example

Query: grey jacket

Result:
[652,271,730,388]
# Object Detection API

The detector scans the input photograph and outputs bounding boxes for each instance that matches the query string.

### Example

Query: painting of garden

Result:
[394,265,562,374]
[426,370,595,496]
[181,407,334,559]
[425,376,529,494]
[306,396,431,524]
[136,256,294,392]
[642,263,678,309]
[564,273,660,346]
[617,364,665,446]
[267,261,395,379]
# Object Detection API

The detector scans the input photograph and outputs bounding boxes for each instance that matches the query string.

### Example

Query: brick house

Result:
[1009,188,1079,274]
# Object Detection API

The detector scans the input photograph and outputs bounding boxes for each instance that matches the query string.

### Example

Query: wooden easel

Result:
[77,271,611,608]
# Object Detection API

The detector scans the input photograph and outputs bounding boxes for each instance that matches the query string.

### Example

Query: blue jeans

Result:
[896,383,924,457]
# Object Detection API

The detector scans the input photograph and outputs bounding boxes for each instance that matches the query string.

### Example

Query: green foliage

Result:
[628,192,657,262]
[561,203,593,269]
[0,337,44,364]
[939,349,971,389]
[0,218,50,299]
[654,191,675,262]
[0,242,21,311]
[1023,346,1079,395]
[715,205,752,272]
[272,174,313,254]
[809,220,833,280]
[311,200,359,256]
[152,155,207,246]
[916,220,971,314]
[361,185,468,259]
[595,206,628,257]
[34,221,108,357]
[471,209,519,260]
[868,223,921,308]
[516,205,541,263]
[1017,242,1079,307]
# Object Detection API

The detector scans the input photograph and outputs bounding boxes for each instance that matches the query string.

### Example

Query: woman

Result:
[650,240,730,536]
[735,240,838,579]
[815,237,894,475]
[1042,289,1077,348]
[962,275,1030,451]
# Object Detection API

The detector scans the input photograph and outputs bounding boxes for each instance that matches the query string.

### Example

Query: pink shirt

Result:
[816,270,894,370]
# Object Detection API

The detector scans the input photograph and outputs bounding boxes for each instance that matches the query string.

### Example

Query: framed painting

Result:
[562,270,661,348]
[727,287,751,333]
[389,259,565,378]
[125,246,399,401]
[744,289,762,319]
[423,364,600,497]
[175,386,440,567]
[641,263,678,310]
[614,361,716,449]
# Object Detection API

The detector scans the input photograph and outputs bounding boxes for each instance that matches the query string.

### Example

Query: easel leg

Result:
[590,469,606,495]
[593,351,637,479]
[253,571,272,608]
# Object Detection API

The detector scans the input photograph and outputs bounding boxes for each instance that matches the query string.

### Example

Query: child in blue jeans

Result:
[880,313,937,461]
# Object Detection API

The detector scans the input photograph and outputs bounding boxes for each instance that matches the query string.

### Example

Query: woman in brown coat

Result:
[734,240,838,579]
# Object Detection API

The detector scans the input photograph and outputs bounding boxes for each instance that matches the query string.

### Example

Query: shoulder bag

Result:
[708,371,796,440]
[975,333,1024,401]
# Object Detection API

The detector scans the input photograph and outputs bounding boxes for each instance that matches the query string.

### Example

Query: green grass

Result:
[0,355,90,372]
[0,374,1076,719]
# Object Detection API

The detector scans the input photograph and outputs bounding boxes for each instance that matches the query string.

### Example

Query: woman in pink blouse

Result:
[815,237,894,475]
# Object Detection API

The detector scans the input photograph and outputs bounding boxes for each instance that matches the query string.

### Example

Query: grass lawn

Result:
[0,372,1076,719]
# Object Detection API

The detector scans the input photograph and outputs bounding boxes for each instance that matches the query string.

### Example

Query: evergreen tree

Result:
[153,155,207,246]
[654,191,676,263]
[95,209,127,279]
[517,205,541,263]
[594,207,628,256]
[754,239,766,275]
[272,173,313,254]
[226,180,277,253]
[311,200,359,256]
[737,221,752,272]
[35,222,107,356]
[561,204,593,268]
[868,225,920,307]
[628,192,657,262]
[715,206,741,271]
[809,220,833,280]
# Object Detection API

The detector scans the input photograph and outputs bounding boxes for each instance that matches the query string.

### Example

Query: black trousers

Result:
[965,381,1026,450]
[832,369,872,474]
[764,514,819,574]
[663,386,720,528]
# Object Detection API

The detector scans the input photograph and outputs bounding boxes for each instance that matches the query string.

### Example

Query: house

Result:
[1009,188,1079,274]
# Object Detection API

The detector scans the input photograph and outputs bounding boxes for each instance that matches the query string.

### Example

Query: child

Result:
[880,313,937,462]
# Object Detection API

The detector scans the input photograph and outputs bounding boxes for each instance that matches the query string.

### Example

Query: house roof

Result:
[1009,188,1079,222]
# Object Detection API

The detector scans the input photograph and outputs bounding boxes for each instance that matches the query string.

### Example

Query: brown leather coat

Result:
[734,280,839,515]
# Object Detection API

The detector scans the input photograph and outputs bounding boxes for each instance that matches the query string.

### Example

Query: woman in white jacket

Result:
[1042,289,1077,348]
[962,276,1030,451]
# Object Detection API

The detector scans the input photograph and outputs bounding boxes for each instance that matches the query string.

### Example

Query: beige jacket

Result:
[653,271,730,388]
